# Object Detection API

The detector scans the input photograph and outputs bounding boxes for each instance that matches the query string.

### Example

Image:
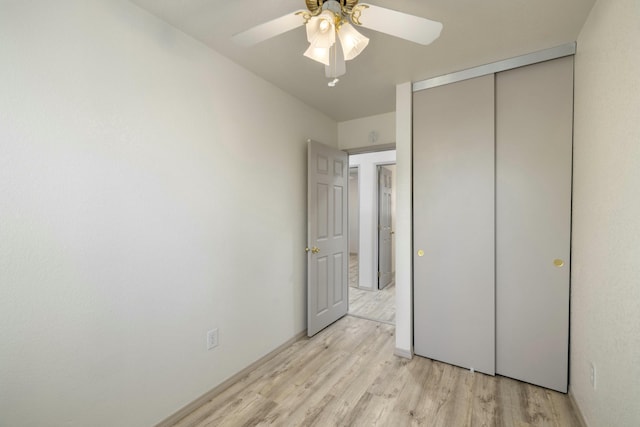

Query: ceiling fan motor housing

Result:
[306,0,359,16]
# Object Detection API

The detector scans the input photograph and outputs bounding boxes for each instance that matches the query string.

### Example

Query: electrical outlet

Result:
[590,362,596,390]
[207,328,219,350]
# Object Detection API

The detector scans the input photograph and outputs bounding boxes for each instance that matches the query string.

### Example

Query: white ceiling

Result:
[129,0,595,121]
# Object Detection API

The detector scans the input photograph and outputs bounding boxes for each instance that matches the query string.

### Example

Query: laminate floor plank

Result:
[258,351,352,425]
[348,254,395,324]
[442,363,475,426]
[547,389,584,427]
[349,284,395,324]
[470,370,499,426]
[268,324,394,427]
[170,316,582,427]
[361,366,416,426]
[174,340,312,427]
[387,356,434,426]
[308,330,394,426]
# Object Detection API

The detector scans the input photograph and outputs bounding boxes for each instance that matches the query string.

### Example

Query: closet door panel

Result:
[413,75,495,375]
[496,57,573,392]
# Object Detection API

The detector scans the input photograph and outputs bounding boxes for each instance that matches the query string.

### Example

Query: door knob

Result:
[312,246,320,254]
[417,249,425,257]
[553,259,565,267]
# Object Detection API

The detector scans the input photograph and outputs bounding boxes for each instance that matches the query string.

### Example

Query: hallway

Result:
[348,254,395,324]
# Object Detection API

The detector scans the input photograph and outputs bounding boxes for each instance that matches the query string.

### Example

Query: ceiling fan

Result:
[233,0,443,86]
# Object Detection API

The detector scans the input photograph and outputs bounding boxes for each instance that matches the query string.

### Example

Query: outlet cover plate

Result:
[207,328,219,350]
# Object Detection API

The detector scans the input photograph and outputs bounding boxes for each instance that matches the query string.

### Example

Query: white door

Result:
[496,57,573,392]
[307,140,349,337]
[378,166,393,289]
[413,75,496,375]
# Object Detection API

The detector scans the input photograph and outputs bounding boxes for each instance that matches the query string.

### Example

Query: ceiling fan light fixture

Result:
[304,43,332,66]
[306,10,337,47]
[233,0,444,83]
[337,22,369,60]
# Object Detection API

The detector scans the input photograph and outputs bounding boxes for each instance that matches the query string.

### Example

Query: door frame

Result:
[345,149,396,292]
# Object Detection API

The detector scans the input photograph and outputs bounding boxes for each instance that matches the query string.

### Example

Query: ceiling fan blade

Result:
[233,10,307,47]
[356,4,443,46]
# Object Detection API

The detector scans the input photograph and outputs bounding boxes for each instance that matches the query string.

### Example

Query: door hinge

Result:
[377,271,381,278]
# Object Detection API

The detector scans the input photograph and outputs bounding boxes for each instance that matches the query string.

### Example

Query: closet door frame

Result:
[410,43,575,391]
[413,43,575,92]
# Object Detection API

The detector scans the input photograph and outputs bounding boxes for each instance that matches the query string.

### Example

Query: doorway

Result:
[347,150,396,325]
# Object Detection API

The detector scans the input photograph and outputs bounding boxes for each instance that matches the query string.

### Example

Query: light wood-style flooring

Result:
[348,254,395,324]
[349,283,395,324]
[171,316,582,427]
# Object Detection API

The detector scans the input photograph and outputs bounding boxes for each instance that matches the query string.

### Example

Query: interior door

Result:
[413,75,496,375]
[496,57,573,392]
[378,166,393,289]
[307,140,349,337]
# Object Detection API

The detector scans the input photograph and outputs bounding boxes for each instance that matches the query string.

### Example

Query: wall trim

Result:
[569,391,589,427]
[155,330,308,427]
[394,347,413,359]
[413,42,576,92]
[344,143,396,155]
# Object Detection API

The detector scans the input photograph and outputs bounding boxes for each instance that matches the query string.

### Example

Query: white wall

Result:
[0,1,337,426]
[395,83,413,357]
[338,112,396,150]
[349,151,396,290]
[571,1,640,426]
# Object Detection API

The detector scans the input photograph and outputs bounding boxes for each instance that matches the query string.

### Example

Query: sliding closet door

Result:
[413,75,495,375]
[496,57,573,392]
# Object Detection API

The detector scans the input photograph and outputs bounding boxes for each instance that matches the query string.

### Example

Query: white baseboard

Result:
[155,330,308,427]
[394,347,413,359]
[568,391,589,427]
